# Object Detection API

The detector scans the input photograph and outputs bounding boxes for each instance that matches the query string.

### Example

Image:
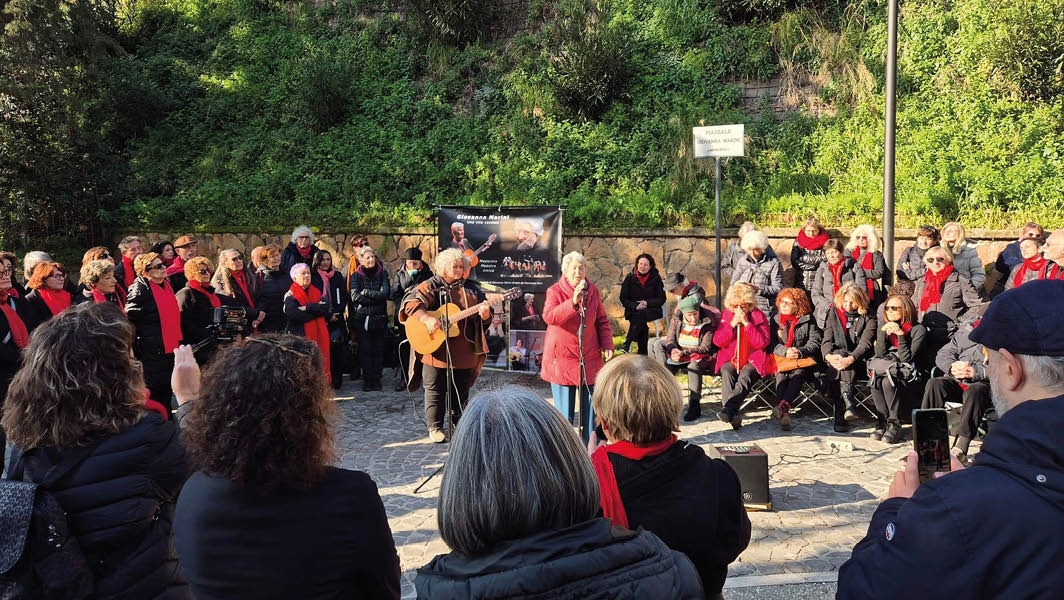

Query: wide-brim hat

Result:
[174,235,197,248]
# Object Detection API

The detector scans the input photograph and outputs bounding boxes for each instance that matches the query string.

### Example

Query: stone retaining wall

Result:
[130,228,1018,334]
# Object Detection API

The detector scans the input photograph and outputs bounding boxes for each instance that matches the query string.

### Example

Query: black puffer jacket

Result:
[772,313,822,359]
[821,310,876,363]
[7,412,190,600]
[256,268,291,333]
[619,268,666,322]
[349,265,391,317]
[126,278,181,359]
[790,241,825,291]
[415,518,704,599]
[0,294,30,397]
[280,242,319,274]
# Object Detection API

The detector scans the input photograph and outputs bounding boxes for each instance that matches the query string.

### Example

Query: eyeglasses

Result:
[925,257,948,264]
[146,263,166,271]
[856,235,868,240]
[197,269,211,275]
[297,236,311,240]
[230,256,243,262]
[100,252,111,258]
[47,272,65,279]
[885,305,903,312]
[0,268,12,277]
[245,336,311,357]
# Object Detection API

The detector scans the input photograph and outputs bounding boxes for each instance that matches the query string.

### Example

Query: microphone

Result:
[574,279,587,315]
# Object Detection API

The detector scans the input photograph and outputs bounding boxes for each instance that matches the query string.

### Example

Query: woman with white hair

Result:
[513,292,545,330]
[281,225,320,273]
[541,251,614,444]
[348,245,390,391]
[722,222,775,283]
[414,387,704,599]
[283,263,332,383]
[940,221,985,291]
[730,230,784,315]
[846,224,888,304]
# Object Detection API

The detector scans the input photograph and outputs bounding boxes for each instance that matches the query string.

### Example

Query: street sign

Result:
[693,124,745,158]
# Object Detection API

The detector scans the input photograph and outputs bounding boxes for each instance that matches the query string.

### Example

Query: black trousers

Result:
[823,365,858,424]
[624,317,650,355]
[142,354,175,419]
[666,359,714,404]
[719,362,760,414]
[775,367,812,408]
[922,377,992,446]
[870,375,904,422]
[358,326,384,385]
[423,364,475,432]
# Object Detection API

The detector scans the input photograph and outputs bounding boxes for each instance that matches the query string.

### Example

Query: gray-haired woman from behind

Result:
[415,387,704,599]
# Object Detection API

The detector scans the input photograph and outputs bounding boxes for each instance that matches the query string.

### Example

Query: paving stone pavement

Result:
[333,369,979,599]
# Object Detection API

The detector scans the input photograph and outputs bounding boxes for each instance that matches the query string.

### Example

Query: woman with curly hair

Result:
[771,288,821,431]
[176,256,258,365]
[174,334,400,599]
[2,302,188,599]
[74,259,126,310]
[713,282,772,430]
[24,260,72,331]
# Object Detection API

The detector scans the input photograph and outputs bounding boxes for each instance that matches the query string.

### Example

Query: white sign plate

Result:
[693,124,745,158]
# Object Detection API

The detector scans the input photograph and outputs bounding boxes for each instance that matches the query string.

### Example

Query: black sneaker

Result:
[872,419,886,441]
[717,409,732,424]
[833,421,850,433]
[716,410,742,430]
[882,420,903,444]
[683,404,702,422]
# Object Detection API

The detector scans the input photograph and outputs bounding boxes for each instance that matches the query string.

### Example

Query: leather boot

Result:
[683,391,701,422]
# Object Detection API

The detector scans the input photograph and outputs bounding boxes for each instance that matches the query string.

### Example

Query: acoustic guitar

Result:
[406,287,521,355]
[463,234,497,268]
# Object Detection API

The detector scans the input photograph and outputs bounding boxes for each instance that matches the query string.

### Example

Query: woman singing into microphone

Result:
[541,252,614,444]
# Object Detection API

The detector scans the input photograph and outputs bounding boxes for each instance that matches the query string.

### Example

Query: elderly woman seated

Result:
[713,282,772,430]
[591,354,751,598]
[730,230,783,315]
[662,293,719,422]
[415,387,704,599]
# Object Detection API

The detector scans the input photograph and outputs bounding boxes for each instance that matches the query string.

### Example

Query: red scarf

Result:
[149,279,182,354]
[143,390,169,421]
[920,265,954,311]
[296,244,313,258]
[731,317,752,370]
[230,269,253,305]
[779,314,798,347]
[165,255,186,277]
[1044,262,1064,280]
[591,435,678,528]
[37,288,71,316]
[889,322,913,348]
[160,256,175,268]
[92,288,125,310]
[0,290,29,349]
[852,248,876,297]
[828,261,845,295]
[797,230,829,250]
[289,283,331,382]
[121,255,136,289]
[634,271,650,287]
[1013,255,1046,288]
[188,280,221,308]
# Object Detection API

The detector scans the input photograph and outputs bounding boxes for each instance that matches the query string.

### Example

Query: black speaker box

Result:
[714,445,771,510]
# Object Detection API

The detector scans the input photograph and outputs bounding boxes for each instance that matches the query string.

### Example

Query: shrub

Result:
[406,0,495,46]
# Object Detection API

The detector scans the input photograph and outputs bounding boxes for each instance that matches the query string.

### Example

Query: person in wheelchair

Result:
[661,294,719,423]
[868,293,928,444]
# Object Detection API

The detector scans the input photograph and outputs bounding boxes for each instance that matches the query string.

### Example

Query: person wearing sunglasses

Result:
[24,261,72,331]
[896,225,939,283]
[126,251,183,417]
[868,293,927,443]
[913,245,985,361]
[177,256,259,366]
[846,224,888,305]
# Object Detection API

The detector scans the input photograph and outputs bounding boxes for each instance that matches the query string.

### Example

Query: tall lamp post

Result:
[883,0,898,286]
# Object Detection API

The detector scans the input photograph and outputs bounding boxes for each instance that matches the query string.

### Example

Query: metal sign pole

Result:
[715,157,723,309]
[883,0,898,287]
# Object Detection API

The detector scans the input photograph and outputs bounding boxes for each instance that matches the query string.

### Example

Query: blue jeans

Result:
[551,383,595,444]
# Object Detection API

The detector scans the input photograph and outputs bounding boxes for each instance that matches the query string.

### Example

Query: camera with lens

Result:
[207,306,251,343]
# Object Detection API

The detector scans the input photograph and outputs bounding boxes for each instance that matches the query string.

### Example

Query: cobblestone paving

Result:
[334,369,977,598]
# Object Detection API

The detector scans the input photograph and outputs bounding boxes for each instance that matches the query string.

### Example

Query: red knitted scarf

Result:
[797,230,829,250]
[0,290,28,349]
[851,248,876,297]
[779,314,798,347]
[188,280,221,308]
[920,265,954,312]
[289,283,331,383]
[1013,255,1046,288]
[37,288,71,316]
[149,279,182,354]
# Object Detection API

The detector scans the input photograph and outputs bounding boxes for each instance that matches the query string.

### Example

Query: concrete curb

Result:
[724,571,839,589]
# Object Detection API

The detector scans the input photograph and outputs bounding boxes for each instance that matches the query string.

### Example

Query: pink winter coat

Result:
[541,277,614,387]
[713,308,772,376]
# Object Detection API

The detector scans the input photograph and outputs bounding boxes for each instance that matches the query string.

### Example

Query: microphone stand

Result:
[414,286,457,494]
[575,281,590,445]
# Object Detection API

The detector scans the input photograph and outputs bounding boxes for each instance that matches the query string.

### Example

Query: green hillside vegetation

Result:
[1,0,1062,246]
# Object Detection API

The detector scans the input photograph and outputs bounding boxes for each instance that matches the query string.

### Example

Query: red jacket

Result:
[712,308,772,376]
[541,277,614,387]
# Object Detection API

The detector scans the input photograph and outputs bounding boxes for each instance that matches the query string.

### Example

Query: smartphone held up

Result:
[912,408,950,483]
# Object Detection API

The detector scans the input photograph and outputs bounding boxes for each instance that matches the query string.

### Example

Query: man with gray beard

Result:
[837,279,1064,600]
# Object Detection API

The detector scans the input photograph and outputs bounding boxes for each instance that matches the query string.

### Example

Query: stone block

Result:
[220,233,244,254]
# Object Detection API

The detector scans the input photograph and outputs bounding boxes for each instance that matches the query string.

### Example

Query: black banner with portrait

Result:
[438,206,562,372]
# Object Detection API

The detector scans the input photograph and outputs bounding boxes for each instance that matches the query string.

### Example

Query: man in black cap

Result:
[392,247,433,391]
[647,272,706,364]
[838,279,1064,599]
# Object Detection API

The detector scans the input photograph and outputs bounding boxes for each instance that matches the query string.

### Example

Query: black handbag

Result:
[0,446,96,599]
